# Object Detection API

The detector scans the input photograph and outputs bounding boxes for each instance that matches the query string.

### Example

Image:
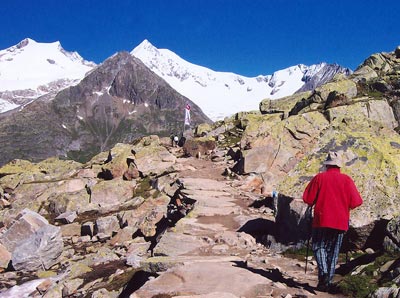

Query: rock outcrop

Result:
[224,47,400,249]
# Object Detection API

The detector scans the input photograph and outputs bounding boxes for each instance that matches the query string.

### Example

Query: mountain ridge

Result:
[0,38,351,121]
[0,38,95,113]
[131,39,351,120]
[0,51,210,166]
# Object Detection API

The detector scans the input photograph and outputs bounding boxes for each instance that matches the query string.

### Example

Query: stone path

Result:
[131,156,348,298]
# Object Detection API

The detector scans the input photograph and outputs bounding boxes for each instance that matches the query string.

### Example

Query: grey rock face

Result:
[384,216,400,253]
[94,215,121,238]
[296,63,352,93]
[11,224,63,271]
[0,209,49,252]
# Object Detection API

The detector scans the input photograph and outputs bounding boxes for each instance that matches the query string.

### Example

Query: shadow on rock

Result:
[336,251,383,276]
[343,219,389,252]
[237,218,277,245]
[232,261,317,294]
[119,271,158,298]
[240,194,311,251]
[249,195,276,210]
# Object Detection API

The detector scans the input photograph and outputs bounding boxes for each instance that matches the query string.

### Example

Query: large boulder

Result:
[88,143,134,179]
[94,215,121,238]
[183,137,217,158]
[0,158,82,185]
[116,192,170,239]
[195,123,213,137]
[235,112,329,193]
[131,135,177,176]
[277,110,400,228]
[354,47,400,83]
[358,53,394,74]
[90,179,136,207]
[137,194,170,237]
[11,224,63,271]
[289,75,358,116]
[0,209,49,252]
[0,209,63,271]
[47,188,90,217]
[0,158,88,219]
[259,91,311,116]
[326,98,397,130]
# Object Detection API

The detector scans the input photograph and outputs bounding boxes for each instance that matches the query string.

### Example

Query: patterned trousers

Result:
[312,227,344,284]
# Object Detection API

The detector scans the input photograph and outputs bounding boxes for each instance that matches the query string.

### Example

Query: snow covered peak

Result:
[132,40,212,80]
[134,39,158,53]
[17,38,36,47]
[131,40,337,121]
[0,38,95,92]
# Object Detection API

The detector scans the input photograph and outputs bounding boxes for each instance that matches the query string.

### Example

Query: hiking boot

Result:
[316,274,329,292]
[316,282,328,292]
[328,283,341,294]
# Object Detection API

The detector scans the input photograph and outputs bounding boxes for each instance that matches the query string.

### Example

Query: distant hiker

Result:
[170,133,179,147]
[303,151,363,293]
[173,135,179,147]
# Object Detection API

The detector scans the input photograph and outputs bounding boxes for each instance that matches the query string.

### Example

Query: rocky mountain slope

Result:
[209,45,400,250]
[0,38,95,113]
[0,44,399,298]
[0,38,349,167]
[0,52,210,166]
[0,135,398,297]
[132,40,351,120]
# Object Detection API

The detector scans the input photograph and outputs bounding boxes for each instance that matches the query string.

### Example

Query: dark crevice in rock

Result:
[336,251,383,276]
[97,168,114,180]
[139,190,196,257]
[118,271,159,298]
[232,260,316,293]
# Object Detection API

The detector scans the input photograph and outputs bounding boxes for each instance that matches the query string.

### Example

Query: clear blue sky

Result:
[2,0,399,76]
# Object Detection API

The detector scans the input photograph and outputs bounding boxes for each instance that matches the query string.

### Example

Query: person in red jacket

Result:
[303,151,363,293]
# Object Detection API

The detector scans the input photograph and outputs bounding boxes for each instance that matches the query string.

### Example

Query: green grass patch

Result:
[134,176,152,197]
[339,275,379,298]
[338,251,400,297]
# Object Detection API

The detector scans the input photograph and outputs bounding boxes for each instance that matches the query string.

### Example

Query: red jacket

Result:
[303,167,363,231]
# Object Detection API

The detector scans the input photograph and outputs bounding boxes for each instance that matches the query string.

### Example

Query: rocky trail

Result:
[131,148,347,298]
[0,141,359,298]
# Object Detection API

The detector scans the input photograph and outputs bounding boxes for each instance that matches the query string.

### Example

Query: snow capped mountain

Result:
[131,40,344,121]
[0,38,350,120]
[0,38,95,113]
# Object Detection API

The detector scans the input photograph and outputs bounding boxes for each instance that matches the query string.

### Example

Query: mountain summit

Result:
[132,40,351,121]
[0,38,95,112]
[0,51,210,166]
